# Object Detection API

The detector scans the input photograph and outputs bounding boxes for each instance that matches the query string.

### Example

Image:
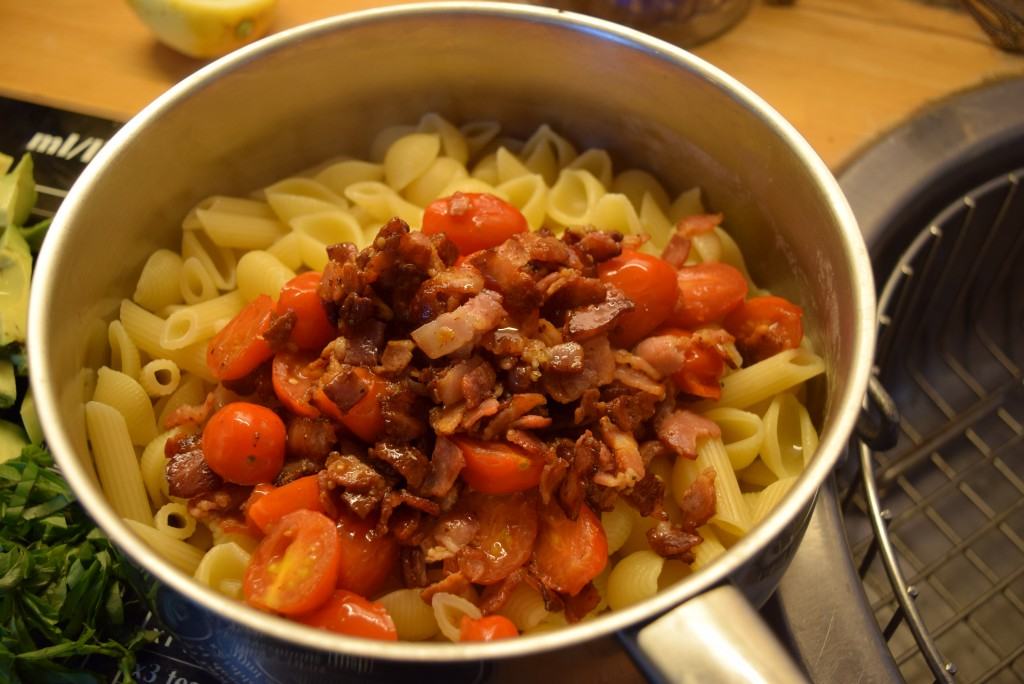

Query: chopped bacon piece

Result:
[378,340,416,375]
[564,582,601,623]
[411,290,508,359]
[656,410,722,460]
[678,467,717,531]
[423,510,480,562]
[286,416,336,463]
[321,366,368,412]
[481,393,547,440]
[563,285,634,341]
[594,417,644,489]
[319,452,389,518]
[543,336,616,404]
[634,334,687,376]
[261,309,297,350]
[613,367,666,398]
[420,436,465,498]
[647,521,703,561]
[676,213,723,238]
[165,432,221,499]
[546,342,584,373]
[401,547,429,588]
[621,471,666,517]
[371,443,430,489]
[420,571,474,604]
[479,569,525,614]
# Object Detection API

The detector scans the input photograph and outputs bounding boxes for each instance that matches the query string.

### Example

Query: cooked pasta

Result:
[607,550,665,610]
[154,501,197,540]
[133,249,184,312]
[497,583,549,631]
[90,114,828,643]
[124,518,204,574]
[85,401,151,524]
[193,542,251,599]
[139,359,181,397]
[431,592,481,642]
[107,320,142,381]
[378,589,439,641]
[92,367,158,446]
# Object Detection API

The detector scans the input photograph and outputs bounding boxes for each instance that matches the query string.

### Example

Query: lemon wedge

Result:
[127,0,278,59]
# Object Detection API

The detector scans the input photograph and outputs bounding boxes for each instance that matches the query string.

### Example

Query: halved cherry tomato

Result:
[723,295,804,364]
[597,250,679,347]
[244,509,341,615]
[459,614,518,642]
[335,509,400,597]
[668,262,748,329]
[272,350,323,418]
[202,402,286,485]
[658,328,726,400]
[246,475,325,534]
[422,192,527,254]
[277,272,336,351]
[296,589,397,641]
[243,482,276,533]
[531,502,607,596]
[206,294,276,381]
[454,438,544,494]
[456,491,539,585]
[312,367,386,443]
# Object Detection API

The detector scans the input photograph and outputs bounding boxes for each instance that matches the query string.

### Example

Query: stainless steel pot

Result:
[28,4,875,682]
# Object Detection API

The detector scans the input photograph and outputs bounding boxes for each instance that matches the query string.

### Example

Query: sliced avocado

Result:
[0,418,27,464]
[17,217,51,254]
[0,152,12,176]
[20,388,43,445]
[0,359,14,409]
[0,226,32,346]
[0,154,37,228]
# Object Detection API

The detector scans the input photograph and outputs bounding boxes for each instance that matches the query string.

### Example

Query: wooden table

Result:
[0,0,1022,169]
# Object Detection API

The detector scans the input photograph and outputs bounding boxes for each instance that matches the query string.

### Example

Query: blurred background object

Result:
[126,0,278,58]
[526,0,754,47]
[961,0,1024,51]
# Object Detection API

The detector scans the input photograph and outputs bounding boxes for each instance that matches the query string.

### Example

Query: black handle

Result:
[856,375,900,451]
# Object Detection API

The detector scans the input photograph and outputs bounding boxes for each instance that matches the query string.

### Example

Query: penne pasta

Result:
[124,518,205,575]
[92,367,158,446]
[107,320,142,381]
[154,501,197,540]
[139,359,181,398]
[85,401,151,524]
[133,249,184,312]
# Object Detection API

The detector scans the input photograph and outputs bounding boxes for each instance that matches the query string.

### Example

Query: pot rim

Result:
[28,0,875,663]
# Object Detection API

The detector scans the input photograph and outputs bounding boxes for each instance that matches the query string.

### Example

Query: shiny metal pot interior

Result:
[28,2,874,680]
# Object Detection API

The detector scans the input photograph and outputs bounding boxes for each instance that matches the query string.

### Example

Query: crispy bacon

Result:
[656,410,722,460]
[319,452,389,518]
[564,582,601,623]
[165,432,221,499]
[421,571,474,603]
[420,435,465,498]
[594,416,644,489]
[371,443,430,489]
[286,416,336,463]
[411,290,508,359]
[479,569,525,615]
[564,285,634,341]
[647,521,703,562]
[379,340,416,376]
[678,467,717,531]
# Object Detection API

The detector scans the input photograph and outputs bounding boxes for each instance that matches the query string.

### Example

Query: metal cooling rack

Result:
[843,166,1024,684]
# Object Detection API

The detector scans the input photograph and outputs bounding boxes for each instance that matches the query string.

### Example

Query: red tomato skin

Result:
[668,262,748,329]
[422,192,528,254]
[656,328,726,400]
[272,350,322,418]
[278,272,337,351]
[532,502,608,596]
[206,295,276,381]
[459,614,519,641]
[296,590,397,641]
[202,402,286,485]
[244,510,341,616]
[454,438,544,494]
[723,295,804,364]
[335,510,400,598]
[456,491,539,585]
[597,250,679,348]
[246,475,325,534]
[312,367,385,443]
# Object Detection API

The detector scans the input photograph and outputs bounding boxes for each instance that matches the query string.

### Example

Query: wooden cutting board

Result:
[0,0,1021,168]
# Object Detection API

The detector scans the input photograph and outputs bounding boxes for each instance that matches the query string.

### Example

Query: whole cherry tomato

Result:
[668,262,748,329]
[422,192,527,254]
[202,402,286,485]
[597,250,679,348]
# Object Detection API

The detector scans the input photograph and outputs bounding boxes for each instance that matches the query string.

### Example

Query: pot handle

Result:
[617,584,809,683]
[856,375,900,451]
